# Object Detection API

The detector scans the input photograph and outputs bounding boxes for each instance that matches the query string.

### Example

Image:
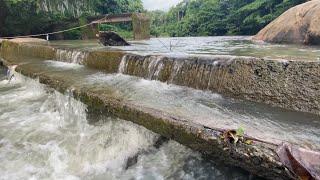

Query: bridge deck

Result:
[92,13,134,24]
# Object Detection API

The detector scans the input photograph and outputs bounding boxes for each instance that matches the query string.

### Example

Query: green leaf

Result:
[236,127,245,137]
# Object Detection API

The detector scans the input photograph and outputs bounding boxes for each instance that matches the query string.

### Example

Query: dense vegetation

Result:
[0,0,143,39]
[0,0,307,39]
[150,0,305,37]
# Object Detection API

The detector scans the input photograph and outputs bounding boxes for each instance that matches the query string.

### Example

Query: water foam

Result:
[0,68,252,179]
[55,49,88,64]
[0,72,157,179]
[45,60,84,69]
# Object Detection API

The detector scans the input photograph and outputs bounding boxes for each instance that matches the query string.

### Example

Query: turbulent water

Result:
[84,72,320,150]
[42,59,320,150]
[0,66,254,180]
[3,36,320,179]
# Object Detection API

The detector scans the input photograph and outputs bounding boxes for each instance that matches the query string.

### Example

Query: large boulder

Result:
[97,31,130,46]
[254,0,320,45]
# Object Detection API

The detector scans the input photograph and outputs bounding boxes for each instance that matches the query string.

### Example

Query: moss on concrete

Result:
[0,40,55,61]
[85,51,124,73]
[2,39,320,116]
[117,54,320,116]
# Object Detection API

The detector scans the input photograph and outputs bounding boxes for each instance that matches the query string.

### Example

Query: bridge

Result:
[0,13,150,41]
[91,13,150,40]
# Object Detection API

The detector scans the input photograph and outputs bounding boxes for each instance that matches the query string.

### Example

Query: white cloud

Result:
[142,0,183,11]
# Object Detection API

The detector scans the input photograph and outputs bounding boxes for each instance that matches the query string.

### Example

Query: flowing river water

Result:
[49,36,320,61]
[1,36,320,179]
[0,66,255,180]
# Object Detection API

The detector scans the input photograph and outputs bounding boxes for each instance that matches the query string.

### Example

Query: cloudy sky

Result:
[142,0,183,11]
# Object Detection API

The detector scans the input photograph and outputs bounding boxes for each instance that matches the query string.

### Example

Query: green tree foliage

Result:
[151,0,305,37]
[0,0,143,38]
[0,0,8,36]
[92,0,143,14]
[3,0,52,37]
[147,10,167,37]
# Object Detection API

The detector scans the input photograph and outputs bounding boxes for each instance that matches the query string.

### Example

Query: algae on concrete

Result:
[1,40,320,116]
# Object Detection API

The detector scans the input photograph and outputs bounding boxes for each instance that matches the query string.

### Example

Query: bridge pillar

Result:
[80,17,99,40]
[132,13,150,40]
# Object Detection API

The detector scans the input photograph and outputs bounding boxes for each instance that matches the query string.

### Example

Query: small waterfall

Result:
[53,89,88,132]
[118,55,128,74]
[168,60,184,83]
[147,56,164,80]
[55,49,88,64]
[4,65,18,84]
[116,54,228,90]
[118,55,165,80]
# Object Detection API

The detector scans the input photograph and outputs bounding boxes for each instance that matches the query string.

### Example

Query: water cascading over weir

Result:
[1,38,320,180]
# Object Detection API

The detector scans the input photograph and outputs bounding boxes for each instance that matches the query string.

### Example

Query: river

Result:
[0,66,255,180]
[1,36,320,179]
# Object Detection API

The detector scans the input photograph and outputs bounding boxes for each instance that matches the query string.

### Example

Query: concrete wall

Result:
[119,54,320,116]
[1,40,320,116]
[132,13,150,40]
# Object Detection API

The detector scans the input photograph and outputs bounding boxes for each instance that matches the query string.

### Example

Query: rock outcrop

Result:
[98,31,130,46]
[254,0,320,45]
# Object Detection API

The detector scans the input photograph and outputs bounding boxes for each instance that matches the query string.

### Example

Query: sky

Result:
[142,0,183,11]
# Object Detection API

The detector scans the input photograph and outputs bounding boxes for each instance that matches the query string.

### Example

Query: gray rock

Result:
[254,0,320,45]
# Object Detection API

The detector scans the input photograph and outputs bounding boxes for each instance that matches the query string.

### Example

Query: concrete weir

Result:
[1,39,320,179]
[118,54,320,115]
[2,40,320,115]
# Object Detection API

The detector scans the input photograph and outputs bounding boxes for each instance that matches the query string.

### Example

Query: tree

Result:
[149,0,305,37]
[0,0,144,38]
[0,0,7,36]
